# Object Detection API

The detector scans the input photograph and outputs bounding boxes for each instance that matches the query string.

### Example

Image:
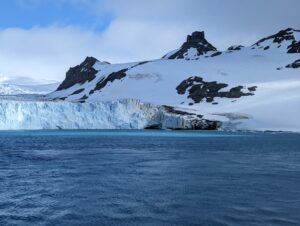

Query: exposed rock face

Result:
[89,61,151,95]
[254,28,298,45]
[90,68,128,95]
[178,119,221,130]
[248,86,257,92]
[165,31,217,59]
[146,117,221,130]
[71,88,84,95]
[162,105,202,117]
[227,45,244,51]
[176,76,255,103]
[131,61,149,68]
[210,51,222,57]
[57,57,99,91]
[145,105,221,130]
[286,59,300,68]
[253,28,300,53]
[287,41,300,53]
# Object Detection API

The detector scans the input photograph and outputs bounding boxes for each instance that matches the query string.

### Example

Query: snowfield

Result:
[1,28,300,131]
[0,75,59,95]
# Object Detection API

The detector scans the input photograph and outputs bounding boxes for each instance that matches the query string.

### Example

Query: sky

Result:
[0,0,299,81]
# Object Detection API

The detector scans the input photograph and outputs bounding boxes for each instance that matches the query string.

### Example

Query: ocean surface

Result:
[0,130,300,226]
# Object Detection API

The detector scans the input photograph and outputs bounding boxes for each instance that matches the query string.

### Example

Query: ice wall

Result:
[0,99,215,130]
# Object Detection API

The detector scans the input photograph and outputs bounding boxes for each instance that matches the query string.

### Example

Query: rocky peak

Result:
[253,28,300,53]
[56,56,99,91]
[186,31,205,42]
[163,31,217,60]
[81,56,99,68]
[286,59,300,69]
[255,28,298,45]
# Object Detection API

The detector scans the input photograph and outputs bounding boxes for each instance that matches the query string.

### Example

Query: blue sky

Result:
[0,0,299,81]
[0,0,112,31]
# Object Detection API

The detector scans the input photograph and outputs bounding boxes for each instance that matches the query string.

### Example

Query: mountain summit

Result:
[163,31,217,60]
[253,28,300,53]
[48,28,300,131]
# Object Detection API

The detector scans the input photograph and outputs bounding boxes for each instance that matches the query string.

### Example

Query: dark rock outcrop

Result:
[286,59,300,68]
[227,45,244,51]
[211,51,222,57]
[78,95,88,103]
[254,28,299,46]
[253,28,300,53]
[144,119,221,130]
[57,57,99,91]
[71,88,85,95]
[89,68,128,94]
[165,31,217,59]
[176,76,255,103]
[131,61,149,68]
[287,41,300,53]
[248,86,257,92]
[184,119,221,130]
[88,61,151,95]
[145,105,221,130]
[171,119,221,130]
[162,105,202,117]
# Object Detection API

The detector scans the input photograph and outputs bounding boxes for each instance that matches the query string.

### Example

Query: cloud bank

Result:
[0,0,299,81]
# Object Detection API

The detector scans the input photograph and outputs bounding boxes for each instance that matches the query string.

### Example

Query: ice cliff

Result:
[0,99,219,130]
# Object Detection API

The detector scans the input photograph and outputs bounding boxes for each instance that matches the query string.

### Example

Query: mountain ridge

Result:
[47,28,300,131]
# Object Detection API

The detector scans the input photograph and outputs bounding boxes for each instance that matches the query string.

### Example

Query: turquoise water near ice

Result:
[0,130,299,225]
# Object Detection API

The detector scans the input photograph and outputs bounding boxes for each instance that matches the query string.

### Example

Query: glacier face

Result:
[0,99,155,130]
[0,99,216,130]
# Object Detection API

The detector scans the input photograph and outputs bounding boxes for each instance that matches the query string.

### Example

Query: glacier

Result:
[0,74,59,95]
[0,99,218,130]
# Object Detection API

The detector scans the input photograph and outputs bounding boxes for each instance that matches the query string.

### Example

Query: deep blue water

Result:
[0,130,300,226]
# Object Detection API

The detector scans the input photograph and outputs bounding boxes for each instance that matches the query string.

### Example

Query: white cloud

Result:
[0,24,187,80]
[0,0,300,81]
[0,26,99,80]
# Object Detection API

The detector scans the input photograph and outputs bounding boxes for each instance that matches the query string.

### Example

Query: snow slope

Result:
[0,75,58,95]
[47,28,300,132]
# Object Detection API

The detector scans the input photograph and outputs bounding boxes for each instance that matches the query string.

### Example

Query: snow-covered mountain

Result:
[46,28,300,131]
[0,75,59,95]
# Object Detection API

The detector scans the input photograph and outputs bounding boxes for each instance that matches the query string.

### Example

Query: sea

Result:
[0,130,299,226]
